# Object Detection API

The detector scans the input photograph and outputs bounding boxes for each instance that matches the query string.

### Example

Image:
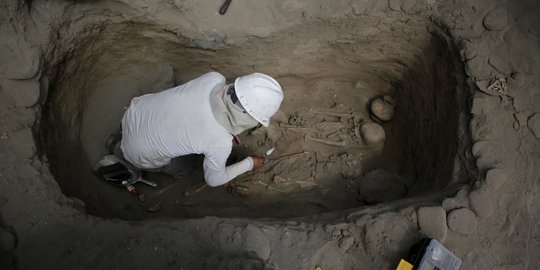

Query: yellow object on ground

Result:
[396,259,413,270]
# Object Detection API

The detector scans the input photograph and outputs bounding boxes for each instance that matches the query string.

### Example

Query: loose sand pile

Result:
[1,0,539,269]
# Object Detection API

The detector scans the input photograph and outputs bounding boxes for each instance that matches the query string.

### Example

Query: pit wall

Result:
[40,14,472,219]
[0,0,539,269]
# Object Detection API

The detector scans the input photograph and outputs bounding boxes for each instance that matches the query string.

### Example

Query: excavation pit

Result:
[39,17,473,220]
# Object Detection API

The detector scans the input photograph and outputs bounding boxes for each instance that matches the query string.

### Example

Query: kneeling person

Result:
[119,72,283,187]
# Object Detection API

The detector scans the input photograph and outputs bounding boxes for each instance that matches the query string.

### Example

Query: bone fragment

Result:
[354,126,361,143]
[269,151,309,162]
[306,135,346,147]
[266,185,286,193]
[279,123,308,129]
[487,78,508,94]
[295,179,318,187]
[310,110,353,118]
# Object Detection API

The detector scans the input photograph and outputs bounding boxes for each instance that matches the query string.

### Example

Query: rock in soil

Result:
[482,5,509,31]
[468,191,494,218]
[417,206,447,241]
[147,203,161,213]
[339,236,355,251]
[447,208,478,235]
[485,169,507,191]
[235,186,250,197]
[442,189,469,211]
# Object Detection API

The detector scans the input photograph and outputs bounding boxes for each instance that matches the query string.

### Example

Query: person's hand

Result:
[250,156,265,170]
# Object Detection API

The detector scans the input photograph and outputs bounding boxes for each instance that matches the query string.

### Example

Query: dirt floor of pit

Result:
[72,75,399,219]
[40,17,473,220]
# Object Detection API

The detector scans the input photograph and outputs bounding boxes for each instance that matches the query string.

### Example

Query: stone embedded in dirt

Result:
[358,169,406,204]
[242,225,271,261]
[468,191,494,218]
[442,198,458,211]
[1,37,42,80]
[482,5,509,31]
[339,236,355,251]
[465,55,491,79]
[235,186,250,197]
[485,169,507,191]
[195,32,225,50]
[488,56,511,75]
[363,212,418,261]
[527,114,540,138]
[442,189,469,211]
[3,78,41,108]
[401,0,419,14]
[471,141,499,170]
[147,203,161,213]
[471,96,497,115]
[388,0,401,12]
[398,207,418,225]
[417,206,447,241]
[353,215,373,226]
[475,80,490,92]
[67,198,86,212]
[447,208,478,235]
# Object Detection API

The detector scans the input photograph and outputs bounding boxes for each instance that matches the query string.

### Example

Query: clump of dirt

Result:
[39,16,473,219]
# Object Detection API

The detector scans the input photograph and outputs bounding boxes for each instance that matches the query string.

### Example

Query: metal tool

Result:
[184,183,207,197]
[219,0,232,15]
[94,155,157,193]
[264,147,275,158]
[269,151,309,162]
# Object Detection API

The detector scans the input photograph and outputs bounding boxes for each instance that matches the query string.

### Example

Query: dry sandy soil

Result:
[1,0,540,269]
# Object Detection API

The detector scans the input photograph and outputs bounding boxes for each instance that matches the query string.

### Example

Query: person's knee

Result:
[161,155,197,179]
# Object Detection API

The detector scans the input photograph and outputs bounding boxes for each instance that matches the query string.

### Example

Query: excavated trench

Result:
[39,16,474,220]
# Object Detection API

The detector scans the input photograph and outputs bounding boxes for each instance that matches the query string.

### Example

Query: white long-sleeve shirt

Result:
[120,72,253,187]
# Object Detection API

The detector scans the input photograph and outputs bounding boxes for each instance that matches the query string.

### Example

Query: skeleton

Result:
[281,108,367,148]
[238,106,368,194]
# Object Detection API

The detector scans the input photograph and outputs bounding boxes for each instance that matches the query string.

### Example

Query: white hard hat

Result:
[234,73,283,127]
